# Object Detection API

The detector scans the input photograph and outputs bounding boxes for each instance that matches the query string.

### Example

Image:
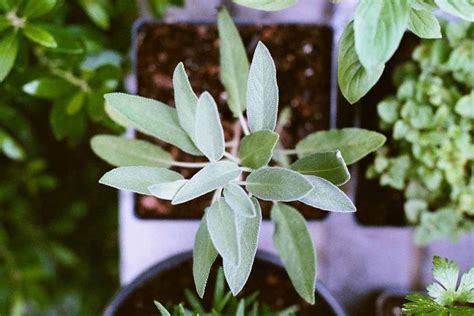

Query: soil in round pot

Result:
[134,22,333,220]
[105,251,344,316]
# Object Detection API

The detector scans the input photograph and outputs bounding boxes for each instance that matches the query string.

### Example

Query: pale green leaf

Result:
[246,167,313,201]
[0,32,19,82]
[296,128,386,165]
[354,0,410,68]
[193,214,218,298]
[173,62,198,138]
[239,130,279,169]
[195,92,225,161]
[435,0,474,21]
[300,176,356,213]
[233,0,298,11]
[91,135,172,168]
[455,92,474,118]
[223,198,261,295]
[148,180,187,200]
[408,9,442,39]
[154,301,171,316]
[207,198,240,266]
[20,0,57,18]
[172,161,241,204]
[104,93,201,155]
[99,166,183,195]
[271,203,316,304]
[290,151,350,186]
[247,42,278,132]
[224,183,256,217]
[218,7,249,117]
[22,23,57,48]
[338,21,384,104]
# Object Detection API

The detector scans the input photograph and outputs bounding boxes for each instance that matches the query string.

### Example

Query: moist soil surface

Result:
[111,256,338,315]
[135,23,333,219]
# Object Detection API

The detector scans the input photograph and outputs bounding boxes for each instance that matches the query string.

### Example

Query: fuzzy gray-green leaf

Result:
[233,0,297,11]
[271,203,316,304]
[239,130,279,169]
[173,62,198,139]
[408,9,442,39]
[172,161,241,204]
[91,135,172,168]
[290,151,350,186]
[148,180,187,200]
[218,8,249,117]
[99,167,183,195]
[224,183,256,217]
[246,167,313,201]
[195,92,225,161]
[247,42,278,132]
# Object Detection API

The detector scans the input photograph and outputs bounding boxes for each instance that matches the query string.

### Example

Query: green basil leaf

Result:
[271,202,316,304]
[22,77,74,99]
[172,161,241,204]
[22,23,57,48]
[408,9,442,39]
[239,130,279,169]
[0,31,19,82]
[246,167,313,201]
[195,92,225,161]
[233,0,298,11]
[410,0,438,11]
[148,180,187,200]
[20,0,57,18]
[78,0,110,29]
[296,128,386,165]
[104,93,201,156]
[173,62,198,139]
[218,7,249,117]
[0,17,11,32]
[354,0,410,68]
[207,198,240,266]
[193,213,218,298]
[247,42,278,132]
[90,135,172,168]
[338,21,385,104]
[300,176,356,213]
[290,151,350,186]
[434,0,474,21]
[99,166,183,195]
[224,183,256,217]
[223,197,261,295]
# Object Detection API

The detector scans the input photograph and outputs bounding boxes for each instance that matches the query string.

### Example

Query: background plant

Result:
[366,21,474,245]
[92,7,386,304]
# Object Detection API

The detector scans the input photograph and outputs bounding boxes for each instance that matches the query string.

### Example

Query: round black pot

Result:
[104,250,345,316]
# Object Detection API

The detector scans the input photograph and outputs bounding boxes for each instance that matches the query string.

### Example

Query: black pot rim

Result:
[104,250,346,316]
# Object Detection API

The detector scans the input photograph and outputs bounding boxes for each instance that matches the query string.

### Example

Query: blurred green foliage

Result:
[0,0,183,314]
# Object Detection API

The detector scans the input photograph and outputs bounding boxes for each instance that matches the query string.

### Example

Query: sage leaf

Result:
[91,135,172,168]
[148,180,187,200]
[218,8,249,117]
[300,176,356,213]
[247,42,278,132]
[172,161,241,204]
[104,93,201,155]
[154,301,171,316]
[408,9,442,39]
[0,31,19,82]
[233,0,298,11]
[193,214,218,298]
[173,62,198,139]
[99,166,183,195]
[354,0,410,69]
[290,151,350,186]
[224,183,256,217]
[271,203,316,304]
[296,128,386,165]
[223,198,261,295]
[22,23,57,48]
[435,0,474,22]
[246,167,313,201]
[338,21,384,104]
[239,130,279,169]
[20,0,57,18]
[195,92,225,161]
[207,198,240,266]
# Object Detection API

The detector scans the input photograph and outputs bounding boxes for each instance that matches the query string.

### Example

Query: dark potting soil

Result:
[353,34,419,226]
[111,256,337,315]
[135,23,333,219]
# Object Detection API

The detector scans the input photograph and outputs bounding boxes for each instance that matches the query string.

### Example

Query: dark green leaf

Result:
[22,77,74,99]
[22,23,57,48]
[50,100,86,143]
[239,130,279,169]
[0,31,19,82]
[20,0,57,18]
[78,0,110,29]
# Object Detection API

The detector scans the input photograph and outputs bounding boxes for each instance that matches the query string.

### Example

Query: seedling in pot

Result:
[91,8,386,303]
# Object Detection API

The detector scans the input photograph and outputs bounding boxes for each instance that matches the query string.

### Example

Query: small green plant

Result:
[367,22,474,245]
[402,256,474,315]
[154,267,299,316]
[92,8,385,303]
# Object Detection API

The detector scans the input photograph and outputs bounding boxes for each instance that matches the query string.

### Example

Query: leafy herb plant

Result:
[92,8,385,303]
[402,256,474,315]
[367,22,474,245]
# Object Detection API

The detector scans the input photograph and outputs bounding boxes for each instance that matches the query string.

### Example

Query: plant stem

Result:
[212,187,223,202]
[169,160,209,168]
[223,152,240,164]
[238,114,250,136]
[239,167,253,173]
